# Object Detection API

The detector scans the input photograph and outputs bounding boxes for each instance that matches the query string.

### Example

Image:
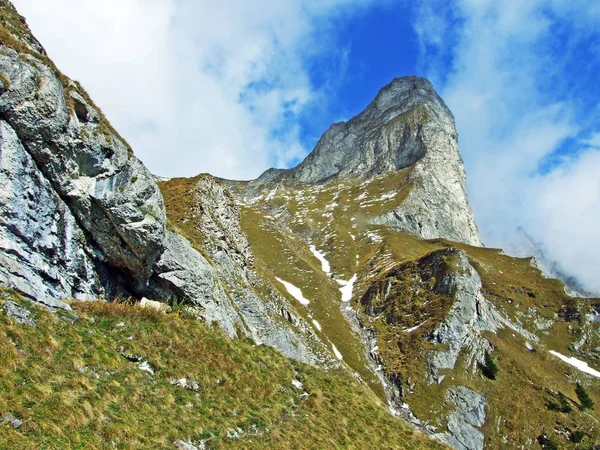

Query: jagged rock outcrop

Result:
[158,175,329,364]
[254,77,482,246]
[0,120,102,309]
[433,386,487,450]
[192,175,254,266]
[0,40,166,305]
[427,250,502,383]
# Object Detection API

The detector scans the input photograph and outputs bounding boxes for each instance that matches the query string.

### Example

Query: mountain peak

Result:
[368,76,451,117]
[254,76,482,246]
[256,76,456,185]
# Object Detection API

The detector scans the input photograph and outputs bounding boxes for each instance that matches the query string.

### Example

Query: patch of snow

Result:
[138,361,154,375]
[291,379,304,390]
[264,188,278,202]
[310,245,331,275]
[248,195,263,205]
[332,344,343,360]
[549,351,600,378]
[404,321,426,333]
[312,320,322,332]
[379,192,396,201]
[366,232,383,243]
[275,277,310,306]
[525,342,535,351]
[337,274,357,302]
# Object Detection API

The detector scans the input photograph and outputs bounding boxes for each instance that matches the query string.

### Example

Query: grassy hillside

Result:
[356,233,600,448]
[0,289,443,450]
[223,172,600,449]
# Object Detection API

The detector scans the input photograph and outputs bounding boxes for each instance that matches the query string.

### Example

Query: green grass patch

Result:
[0,290,443,449]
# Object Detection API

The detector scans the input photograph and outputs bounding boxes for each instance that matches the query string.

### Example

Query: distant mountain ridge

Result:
[505,227,598,298]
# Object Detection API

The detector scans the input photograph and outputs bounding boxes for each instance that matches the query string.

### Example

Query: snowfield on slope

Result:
[308,244,357,302]
[310,245,331,275]
[337,275,357,302]
[275,277,310,306]
[549,351,600,378]
[332,343,344,360]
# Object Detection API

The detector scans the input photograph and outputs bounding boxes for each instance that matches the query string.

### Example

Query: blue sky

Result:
[294,2,420,160]
[12,0,600,293]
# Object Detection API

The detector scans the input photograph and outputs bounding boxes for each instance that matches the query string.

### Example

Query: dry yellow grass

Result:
[0,289,445,449]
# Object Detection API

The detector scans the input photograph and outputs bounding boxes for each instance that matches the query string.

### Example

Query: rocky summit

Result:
[0,2,599,449]
[253,76,482,247]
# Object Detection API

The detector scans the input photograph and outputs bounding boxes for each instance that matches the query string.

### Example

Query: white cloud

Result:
[527,150,600,291]
[415,0,600,292]
[13,0,375,180]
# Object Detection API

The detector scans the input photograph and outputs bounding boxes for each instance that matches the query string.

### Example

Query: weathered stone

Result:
[1,413,22,429]
[139,297,171,313]
[3,301,36,327]
[150,230,243,338]
[434,386,487,450]
[0,42,167,305]
[170,378,199,392]
[174,441,206,450]
[0,120,99,309]
[427,250,502,382]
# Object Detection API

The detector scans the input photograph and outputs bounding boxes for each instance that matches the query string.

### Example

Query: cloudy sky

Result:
[13,0,600,293]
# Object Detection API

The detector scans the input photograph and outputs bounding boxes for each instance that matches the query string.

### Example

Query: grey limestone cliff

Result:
[255,77,482,246]
[427,249,502,383]
[433,386,487,450]
[0,40,166,306]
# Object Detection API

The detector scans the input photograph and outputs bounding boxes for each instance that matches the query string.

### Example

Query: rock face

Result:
[0,120,101,309]
[3,301,36,327]
[434,386,487,450]
[427,250,502,383]
[255,77,482,246]
[192,175,254,266]
[0,41,166,305]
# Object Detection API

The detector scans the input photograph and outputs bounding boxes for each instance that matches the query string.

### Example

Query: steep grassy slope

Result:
[0,289,444,450]
[224,172,600,449]
[357,234,600,448]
